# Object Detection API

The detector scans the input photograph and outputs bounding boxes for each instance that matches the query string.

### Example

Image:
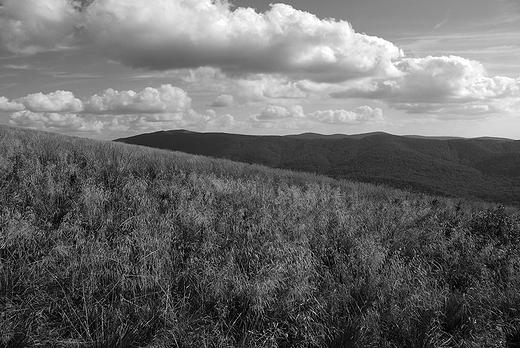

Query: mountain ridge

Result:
[115,129,520,205]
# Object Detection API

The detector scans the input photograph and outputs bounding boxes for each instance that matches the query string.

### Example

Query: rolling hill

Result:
[2,124,520,347]
[116,130,520,205]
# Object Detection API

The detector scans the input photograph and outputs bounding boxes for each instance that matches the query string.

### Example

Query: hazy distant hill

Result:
[116,130,520,205]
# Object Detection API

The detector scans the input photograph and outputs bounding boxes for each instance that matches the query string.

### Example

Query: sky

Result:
[0,0,520,140]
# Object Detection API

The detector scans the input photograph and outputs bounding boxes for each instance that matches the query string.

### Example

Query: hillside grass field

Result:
[2,125,520,347]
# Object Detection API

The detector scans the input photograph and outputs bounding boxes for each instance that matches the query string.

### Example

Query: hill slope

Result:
[2,125,520,347]
[116,130,520,205]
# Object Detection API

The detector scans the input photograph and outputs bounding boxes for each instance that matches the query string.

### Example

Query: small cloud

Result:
[309,106,384,124]
[0,96,25,112]
[209,113,236,129]
[9,110,103,132]
[250,105,305,122]
[209,94,234,107]
[4,64,33,70]
[235,75,308,104]
[84,84,191,114]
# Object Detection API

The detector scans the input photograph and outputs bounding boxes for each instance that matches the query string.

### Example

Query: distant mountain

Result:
[286,131,387,140]
[115,130,520,205]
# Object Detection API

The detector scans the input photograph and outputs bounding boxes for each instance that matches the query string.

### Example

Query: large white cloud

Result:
[84,85,191,114]
[0,91,83,113]
[0,0,403,83]
[19,90,84,113]
[84,1,402,82]
[2,0,519,123]
[332,55,520,116]
[0,0,81,54]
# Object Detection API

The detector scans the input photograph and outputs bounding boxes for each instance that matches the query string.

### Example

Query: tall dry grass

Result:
[1,125,519,347]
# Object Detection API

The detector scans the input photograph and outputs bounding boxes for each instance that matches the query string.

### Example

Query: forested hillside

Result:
[116,130,520,205]
[2,125,520,347]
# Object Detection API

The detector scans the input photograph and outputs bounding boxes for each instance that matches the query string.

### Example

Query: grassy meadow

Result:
[1,125,520,347]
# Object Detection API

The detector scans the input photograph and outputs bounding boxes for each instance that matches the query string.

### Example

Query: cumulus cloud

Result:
[332,55,520,116]
[0,91,83,113]
[201,110,237,129]
[234,75,308,103]
[2,85,191,116]
[2,1,519,123]
[84,85,191,114]
[251,105,305,122]
[182,69,310,104]
[110,109,238,134]
[19,90,83,113]
[8,107,237,135]
[308,106,384,124]
[85,1,402,82]
[9,110,103,132]
[0,0,82,54]
[5,85,239,135]
[0,0,402,83]
[212,114,236,128]
[0,96,25,112]
[209,94,234,107]
[249,104,384,126]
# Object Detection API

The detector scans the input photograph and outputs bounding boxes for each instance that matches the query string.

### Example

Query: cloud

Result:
[0,0,82,54]
[2,1,519,123]
[0,0,403,83]
[183,69,309,104]
[309,106,384,124]
[8,108,236,135]
[5,85,238,135]
[331,55,520,116]
[3,86,192,116]
[209,94,234,107]
[9,110,103,132]
[249,104,384,126]
[108,109,238,134]
[85,1,402,82]
[202,110,237,129]
[84,84,191,114]
[0,96,25,112]
[251,105,305,122]
[3,85,192,118]
[19,90,83,112]
[4,64,33,70]
[234,75,308,103]
[212,114,236,128]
